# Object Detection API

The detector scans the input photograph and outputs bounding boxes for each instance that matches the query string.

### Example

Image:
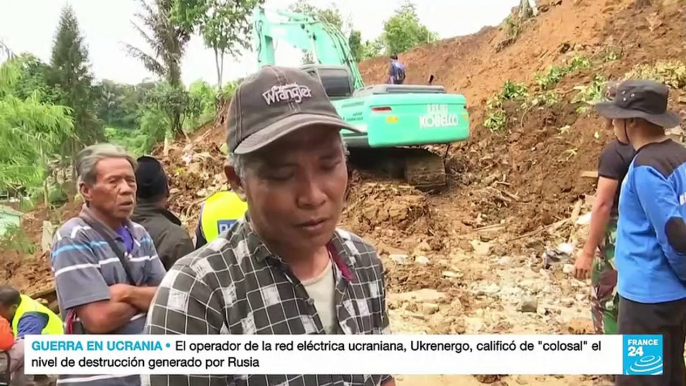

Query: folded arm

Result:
[635,166,686,281]
[50,234,138,334]
[113,285,158,312]
[75,301,138,334]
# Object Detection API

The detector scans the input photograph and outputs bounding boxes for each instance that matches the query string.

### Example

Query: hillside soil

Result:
[3,0,685,385]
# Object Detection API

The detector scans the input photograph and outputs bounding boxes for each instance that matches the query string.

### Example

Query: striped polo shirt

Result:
[49,205,166,386]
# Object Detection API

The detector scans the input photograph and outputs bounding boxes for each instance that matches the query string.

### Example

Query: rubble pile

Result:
[156,141,227,227]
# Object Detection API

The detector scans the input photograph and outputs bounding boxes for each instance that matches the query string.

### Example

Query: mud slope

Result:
[359,0,686,234]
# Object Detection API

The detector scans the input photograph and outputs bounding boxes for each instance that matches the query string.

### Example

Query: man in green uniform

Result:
[574,81,635,335]
[0,285,63,386]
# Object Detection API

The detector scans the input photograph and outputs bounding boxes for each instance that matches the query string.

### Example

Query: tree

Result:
[381,1,437,55]
[361,39,384,60]
[173,0,264,90]
[4,53,60,103]
[126,0,190,88]
[348,30,362,63]
[0,57,74,208]
[93,79,148,129]
[289,0,344,31]
[287,1,363,64]
[125,0,191,136]
[49,5,104,186]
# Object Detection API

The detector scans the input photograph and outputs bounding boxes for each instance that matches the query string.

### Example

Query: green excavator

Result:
[252,6,470,190]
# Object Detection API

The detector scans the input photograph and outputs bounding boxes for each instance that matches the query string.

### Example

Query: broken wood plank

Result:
[580,170,598,178]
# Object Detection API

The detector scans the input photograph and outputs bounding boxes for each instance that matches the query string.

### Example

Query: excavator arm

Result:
[252,6,365,91]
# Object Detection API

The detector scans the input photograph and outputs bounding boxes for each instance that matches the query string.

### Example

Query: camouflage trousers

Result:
[590,219,619,335]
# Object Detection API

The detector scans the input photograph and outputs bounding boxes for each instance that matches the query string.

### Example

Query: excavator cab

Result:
[300,64,354,100]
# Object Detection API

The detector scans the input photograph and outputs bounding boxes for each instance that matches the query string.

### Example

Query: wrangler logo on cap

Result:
[262,83,312,105]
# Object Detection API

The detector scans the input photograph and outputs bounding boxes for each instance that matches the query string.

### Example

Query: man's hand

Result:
[574,250,594,280]
[109,284,133,303]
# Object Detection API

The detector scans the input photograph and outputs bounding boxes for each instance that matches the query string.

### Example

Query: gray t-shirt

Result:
[50,206,166,386]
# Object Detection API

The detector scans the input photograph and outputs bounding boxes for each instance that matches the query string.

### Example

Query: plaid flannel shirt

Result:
[143,216,393,386]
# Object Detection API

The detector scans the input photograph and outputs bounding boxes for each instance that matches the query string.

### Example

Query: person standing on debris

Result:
[596,80,686,386]
[0,285,63,385]
[573,81,635,338]
[144,66,395,386]
[50,143,166,386]
[388,54,406,85]
[193,189,248,249]
[132,155,194,270]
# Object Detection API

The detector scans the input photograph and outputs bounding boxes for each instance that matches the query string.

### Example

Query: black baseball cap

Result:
[226,65,362,155]
[596,79,680,128]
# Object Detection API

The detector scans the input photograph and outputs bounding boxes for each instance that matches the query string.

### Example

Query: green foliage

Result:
[288,1,354,64]
[572,75,607,114]
[504,15,521,40]
[0,224,36,255]
[625,60,686,89]
[139,106,170,151]
[348,30,363,63]
[380,1,438,55]
[0,57,75,202]
[126,0,190,89]
[173,0,264,88]
[185,79,217,130]
[50,4,104,146]
[105,127,149,156]
[93,80,152,129]
[126,0,192,137]
[289,0,345,31]
[4,54,61,103]
[221,80,240,99]
[360,39,385,60]
[484,81,529,132]
[534,55,590,90]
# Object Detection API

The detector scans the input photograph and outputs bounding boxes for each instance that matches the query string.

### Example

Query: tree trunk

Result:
[70,137,77,195]
[41,151,50,212]
[214,46,223,91]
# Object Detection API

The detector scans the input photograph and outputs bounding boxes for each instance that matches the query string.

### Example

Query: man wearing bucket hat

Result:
[596,79,686,386]
[575,81,635,341]
[144,66,394,386]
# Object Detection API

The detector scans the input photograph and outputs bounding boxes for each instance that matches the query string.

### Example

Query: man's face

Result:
[229,126,348,253]
[80,158,137,221]
[612,118,630,144]
[0,304,17,322]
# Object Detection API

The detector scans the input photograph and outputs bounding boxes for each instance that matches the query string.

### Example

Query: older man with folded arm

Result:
[50,143,166,386]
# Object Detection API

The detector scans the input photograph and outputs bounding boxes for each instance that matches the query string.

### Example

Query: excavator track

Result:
[347,147,447,191]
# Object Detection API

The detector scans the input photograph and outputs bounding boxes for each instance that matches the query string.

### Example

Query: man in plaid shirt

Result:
[144,66,395,386]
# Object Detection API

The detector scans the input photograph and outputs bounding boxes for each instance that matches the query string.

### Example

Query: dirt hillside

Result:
[359,0,686,236]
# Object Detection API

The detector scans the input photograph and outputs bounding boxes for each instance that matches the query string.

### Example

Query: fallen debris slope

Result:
[359,0,685,235]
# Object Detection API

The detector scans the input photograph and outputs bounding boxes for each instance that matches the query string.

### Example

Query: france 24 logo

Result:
[623,335,663,375]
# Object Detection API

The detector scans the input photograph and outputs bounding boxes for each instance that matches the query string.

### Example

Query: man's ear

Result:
[79,181,92,203]
[224,164,246,201]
